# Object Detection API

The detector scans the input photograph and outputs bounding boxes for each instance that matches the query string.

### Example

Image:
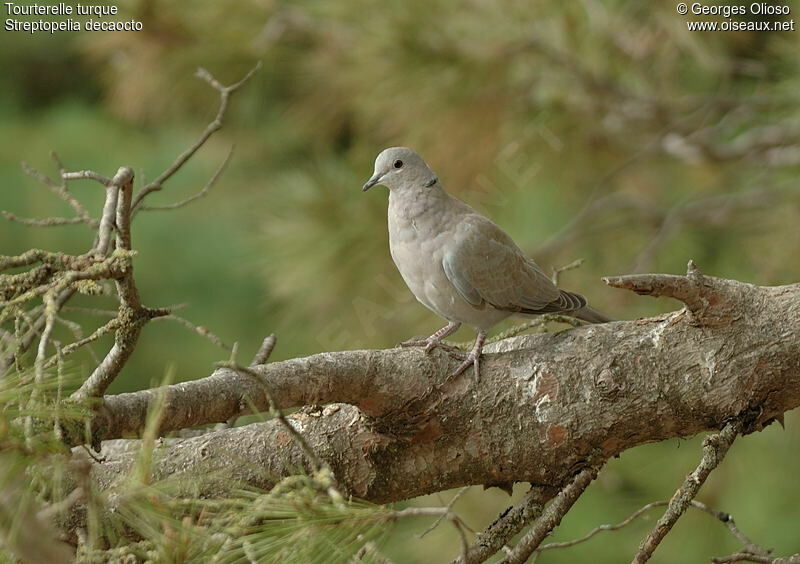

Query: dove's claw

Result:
[400,322,461,354]
[449,330,486,382]
[400,337,431,347]
[400,337,441,354]
[402,323,486,381]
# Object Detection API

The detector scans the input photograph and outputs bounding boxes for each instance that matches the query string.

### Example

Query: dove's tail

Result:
[571,305,614,324]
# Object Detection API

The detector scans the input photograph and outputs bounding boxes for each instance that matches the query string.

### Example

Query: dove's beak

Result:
[362,173,381,192]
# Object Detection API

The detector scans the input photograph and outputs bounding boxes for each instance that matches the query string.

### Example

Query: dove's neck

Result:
[388,182,455,225]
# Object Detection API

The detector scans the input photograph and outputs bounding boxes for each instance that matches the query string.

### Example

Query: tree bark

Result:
[85,264,800,506]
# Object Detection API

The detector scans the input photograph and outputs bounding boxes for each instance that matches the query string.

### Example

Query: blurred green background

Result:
[1,0,799,561]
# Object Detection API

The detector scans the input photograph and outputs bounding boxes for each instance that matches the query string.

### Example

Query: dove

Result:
[362,147,612,380]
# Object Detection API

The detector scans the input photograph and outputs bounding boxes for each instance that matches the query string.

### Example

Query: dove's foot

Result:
[400,337,441,354]
[400,321,461,354]
[449,330,487,382]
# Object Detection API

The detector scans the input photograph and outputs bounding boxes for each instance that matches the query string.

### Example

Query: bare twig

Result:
[711,554,800,564]
[113,167,135,251]
[0,212,91,227]
[489,313,586,343]
[152,314,230,350]
[131,63,260,212]
[34,293,57,383]
[46,318,119,368]
[0,249,81,273]
[632,420,742,563]
[691,500,771,557]
[0,287,75,375]
[538,501,669,552]
[219,362,325,473]
[500,465,602,564]
[250,334,277,366]
[529,498,774,559]
[62,170,113,186]
[54,315,100,365]
[71,255,144,400]
[419,487,470,539]
[94,184,119,256]
[392,505,473,562]
[551,258,584,285]
[22,159,94,222]
[452,486,551,564]
[138,146,234,212]
[60,306,117,317]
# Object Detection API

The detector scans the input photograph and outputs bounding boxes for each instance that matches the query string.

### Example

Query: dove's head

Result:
[362,147,438,192]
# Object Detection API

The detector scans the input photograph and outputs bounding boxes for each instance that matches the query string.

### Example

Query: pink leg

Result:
[401,321,461,354]
[450,330,487,381]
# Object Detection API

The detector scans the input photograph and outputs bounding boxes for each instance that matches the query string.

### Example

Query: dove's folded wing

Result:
[442,216,585,315]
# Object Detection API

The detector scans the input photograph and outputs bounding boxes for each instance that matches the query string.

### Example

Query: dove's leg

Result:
[450,330,487,381]
[400,321,461,354]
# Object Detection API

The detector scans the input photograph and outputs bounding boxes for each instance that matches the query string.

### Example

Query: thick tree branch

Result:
[78,267,800,514]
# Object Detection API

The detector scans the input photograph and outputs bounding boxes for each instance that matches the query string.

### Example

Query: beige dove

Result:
[362,147,612,380]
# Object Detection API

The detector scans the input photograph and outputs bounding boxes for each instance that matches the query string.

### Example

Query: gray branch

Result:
[80,265,800,513]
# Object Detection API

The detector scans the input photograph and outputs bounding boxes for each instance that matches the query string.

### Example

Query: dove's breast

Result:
[387,191,511,330]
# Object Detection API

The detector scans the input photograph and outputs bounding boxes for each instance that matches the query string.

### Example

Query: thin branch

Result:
[538,501,669,552]
[131,63,260,212]
[392,505,473,561]
[0,287,75,375]
[34,292,57,383]
[532,499,773,558]
[710,554,800,564]
[632,420,742,563]
[0,256,126,310]
[60,306,117,317]
[218,362,325,474]
[0,249,83,273]
[46,318,119,368]
[691,500,771,557]
[551,258,584,285]
[452,486,551,564]
[26,291,58,449]
[500,465,602,564]
[487,314,586,345]
[94,184,119,256]
[138,146,233,212]
[71,252,143,400]
[419,487,470,539]
[250,333,277,365]
[712,554,772,564]
[62,170,113,186]
[113,167,135,251]
[73,339,136,401]
[1,212,91,227]
[152,314,230,350]
[0,250,54,272]
[0,279,53,309]
[54,314,102,366]
[22,159,95,224]
[66,168,144,399]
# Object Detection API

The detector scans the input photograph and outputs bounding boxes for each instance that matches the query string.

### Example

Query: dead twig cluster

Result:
[0,65,258,426]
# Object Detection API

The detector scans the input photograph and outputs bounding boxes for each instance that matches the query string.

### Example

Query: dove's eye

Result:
[393,160,403,169]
